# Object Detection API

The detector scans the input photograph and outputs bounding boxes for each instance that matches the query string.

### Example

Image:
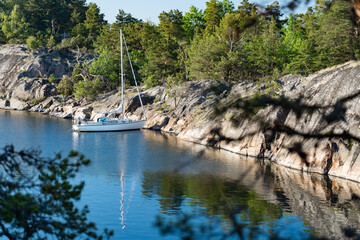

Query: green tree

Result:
[0,4,29,43]
[264,1,283,28]
[215,12,253,81]
[81,3,106,48]
[158,9,187,85]
[285,7,320,74]
[158,9,184,42]
[188,5,260,82]
[48,73,57,83]
[69,0,87,27]
[47,34,56,48]
[116,9,141,28]
[71,22,88,47]
[57,76,73,95]
[246,18,284,79]
[84,3,105,38]
[95,21,145,86]
[140,21,184,88]
[282,14,314,74]
[182,5,205,42]
[237,0,258,16]
[74,77,102,100]
[89,48,119,86]
[219,0,235,18]
[26,36,39,51]
[314,0,357,68]
[204,0,222,34]
[0,0,88,45]
[25,0,69,35]
[187,33,225,80]
[70,8,82,28]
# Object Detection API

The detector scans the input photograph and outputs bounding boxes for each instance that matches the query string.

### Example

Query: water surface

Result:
[1,110,360,239]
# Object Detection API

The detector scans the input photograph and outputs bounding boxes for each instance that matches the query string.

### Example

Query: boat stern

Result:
[72,124,80,131]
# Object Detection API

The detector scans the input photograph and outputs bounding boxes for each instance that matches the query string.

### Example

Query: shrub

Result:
[74,78,102,100]
[47,35,56,48]
[57,76,73,96]
[60,37,84,50]
[166,74,184,88]
[88,48,118,84]
[48,74,58,83]
[144,75,161,89]
[30,96,46,105]
[26,36,39,51]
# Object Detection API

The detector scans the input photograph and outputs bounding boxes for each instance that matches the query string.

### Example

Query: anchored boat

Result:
[72,29,146,132]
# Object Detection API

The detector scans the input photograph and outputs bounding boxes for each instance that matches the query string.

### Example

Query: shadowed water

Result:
[1,110,359,239]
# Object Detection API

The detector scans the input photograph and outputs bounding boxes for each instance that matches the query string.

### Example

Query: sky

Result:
[87,0,206,24]
[86,0,312,24]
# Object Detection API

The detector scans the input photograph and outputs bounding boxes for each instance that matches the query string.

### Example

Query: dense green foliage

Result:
[0,0,90,44]
[57,76,73,95]
[86,0,360,91]
[1,0,358,97]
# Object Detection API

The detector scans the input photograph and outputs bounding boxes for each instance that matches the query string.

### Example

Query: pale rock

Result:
[74,107,93,120]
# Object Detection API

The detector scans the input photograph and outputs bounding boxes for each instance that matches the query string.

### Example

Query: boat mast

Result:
[123,34,146,119]
[120,29,125,119]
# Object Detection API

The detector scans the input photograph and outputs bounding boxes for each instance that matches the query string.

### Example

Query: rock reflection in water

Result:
[142,130,360,239]
[272,167,360,239]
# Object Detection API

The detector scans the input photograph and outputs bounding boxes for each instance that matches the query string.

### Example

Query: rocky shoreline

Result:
[2,45,360,183]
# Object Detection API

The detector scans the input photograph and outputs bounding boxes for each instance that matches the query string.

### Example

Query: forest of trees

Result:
[0,0,359,98]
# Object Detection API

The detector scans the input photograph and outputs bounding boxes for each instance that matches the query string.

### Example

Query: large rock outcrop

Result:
[128,61,360,183]
[1,44,360,183]
[0,45,76,110]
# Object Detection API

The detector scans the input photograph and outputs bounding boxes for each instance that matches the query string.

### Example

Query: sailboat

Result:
[72,29,146,132]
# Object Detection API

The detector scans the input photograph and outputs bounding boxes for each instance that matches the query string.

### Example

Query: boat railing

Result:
[79,120,132,126]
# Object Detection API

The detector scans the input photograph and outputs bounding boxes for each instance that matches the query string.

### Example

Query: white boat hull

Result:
[72,120,146,132]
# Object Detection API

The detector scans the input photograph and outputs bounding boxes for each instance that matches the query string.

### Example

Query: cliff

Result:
[1,45,360,183]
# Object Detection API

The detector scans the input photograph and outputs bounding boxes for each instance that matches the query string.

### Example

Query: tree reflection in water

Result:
[141,131,360,239]
[141,171,313,239]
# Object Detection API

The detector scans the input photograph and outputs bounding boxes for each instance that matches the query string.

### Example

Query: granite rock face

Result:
[1,44,360,183]
[0,45,75,109]
[129,62,360,183]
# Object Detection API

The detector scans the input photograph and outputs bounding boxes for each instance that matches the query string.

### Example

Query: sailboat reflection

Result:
[120,174,126,229]
[119,170,139,230]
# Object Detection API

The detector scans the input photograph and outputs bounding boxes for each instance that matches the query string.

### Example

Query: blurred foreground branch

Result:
[0,145,113,240]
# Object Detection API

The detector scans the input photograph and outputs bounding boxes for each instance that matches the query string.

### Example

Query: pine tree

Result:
[315,0,357,68]
[182,6,205,42]
[204,0,222,34]
[158,9,184,42]
[246,18,284,78]
[187,33,225,80]
[0,4,29,43]
[219,0,235,18]
[83,3,106,48]
[282,14,315,75]
[264,1,283,29]
[116,9,141,28]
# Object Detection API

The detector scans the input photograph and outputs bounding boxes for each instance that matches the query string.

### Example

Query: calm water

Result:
[1,110,360,239]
